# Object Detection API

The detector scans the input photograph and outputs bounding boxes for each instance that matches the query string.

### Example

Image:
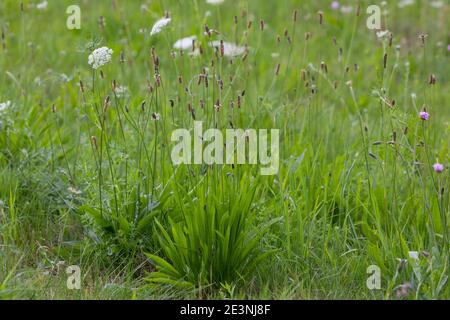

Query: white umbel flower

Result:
[150,17,171,36]
[210,41,246,57]
[430,1,444,8]
[398,0,415,8]
[206,0,225,4]
[173,36,197,50]
[67,187,82,195]
[340,5,353,13]
[114,86,130,98]
[36,1,48,10]
[0,101,11,113]
[376,30,390,38]
[88,47,113,69]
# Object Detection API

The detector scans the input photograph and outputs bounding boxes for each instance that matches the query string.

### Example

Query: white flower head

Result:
[210,41,246,57]
[173,36,197,51]
[68,187,82,195]
[206,0,225,4]
[114,85,130,98]
[430,1,444,8]
[36,1,48,10]
[398,0,415,8]
[152,112,161,121]
[203,28,220,36]
[0,101,12,113]
[408,251,419,260]
[60,73,72,83]
[340,5,353,13]
[88,47,113,69]
[376,30,390,39]
[150,17,171,36]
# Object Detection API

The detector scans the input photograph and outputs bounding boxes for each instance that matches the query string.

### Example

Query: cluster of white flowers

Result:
[173,36,197,51]
[60,73,72,83]
[206,0,225,4]
[210,41,246,57]
[88,47,113,69]
[430,1,444,8]
[340,5,353,13]
[150,17,171,36]
[36,0,48,10]
[376,30,390,39]
[398,0,415,8]
[0,101,12,114]
[67,187,82,195]
[114,85,130,98]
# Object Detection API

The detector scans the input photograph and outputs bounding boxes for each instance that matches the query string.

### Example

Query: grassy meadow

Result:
[0,0,449,300]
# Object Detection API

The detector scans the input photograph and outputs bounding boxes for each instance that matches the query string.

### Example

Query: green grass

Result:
[0,0,449,300]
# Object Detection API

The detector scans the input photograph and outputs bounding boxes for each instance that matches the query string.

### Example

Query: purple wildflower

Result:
[419,111,429,121]
[433,163,444,173]
[331,1,340,10]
